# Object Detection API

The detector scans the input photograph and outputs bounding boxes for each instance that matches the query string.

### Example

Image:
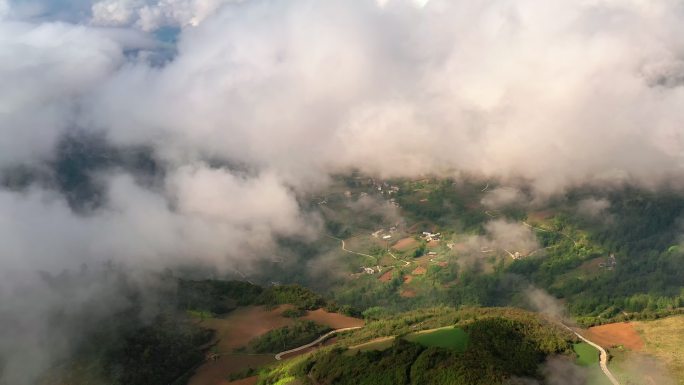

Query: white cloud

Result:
[91,0,240,31]
[576,197,611,219]
[5,0,684,275]
[0,20,124,166]
[91,0,140,26]
[481,187,527,209]
[7,0,684,379]
[0,0,9,19]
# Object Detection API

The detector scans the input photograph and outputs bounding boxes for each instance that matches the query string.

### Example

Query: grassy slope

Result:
[405,328,469,352]
[573,342,599,366]
[634,315,684,384]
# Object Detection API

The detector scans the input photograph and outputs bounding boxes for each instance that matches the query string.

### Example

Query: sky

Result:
[4,0,684,381]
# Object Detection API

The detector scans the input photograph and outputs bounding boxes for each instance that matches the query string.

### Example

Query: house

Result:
[421,232,441,242]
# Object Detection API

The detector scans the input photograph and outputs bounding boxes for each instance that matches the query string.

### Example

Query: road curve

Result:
[275,327,363,360]
[562,324,621,385]
[326,235,376,260]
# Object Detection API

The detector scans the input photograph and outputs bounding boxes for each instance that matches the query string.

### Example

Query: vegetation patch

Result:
[635,315,684,383]
[260,308,576,385]
[573,342,599,366]
[248,320,331,354]
[346,337,395,354]
[281,308,306,318]
[405,327,468,352]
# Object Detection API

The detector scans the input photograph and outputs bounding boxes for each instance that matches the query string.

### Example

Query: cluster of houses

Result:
[599,254,617,270]
[368,179,400,195]
[361,265,382,275]
[421,231,441,242]
[372,226,399,239]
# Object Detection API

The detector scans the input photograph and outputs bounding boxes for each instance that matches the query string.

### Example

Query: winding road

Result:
[274,327,363,360]
[327,234,412,267]
[562,324,621,385]
[326,235,376,261]
[274,318,620,385]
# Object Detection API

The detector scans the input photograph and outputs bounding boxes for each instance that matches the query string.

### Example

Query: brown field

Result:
[412,266,427,275]
[302,309,364,329]
[528,210,554,222]
[586,322,644,350]
[400,289,417,298]
[427,240,440,249]
[378,269,394,282]
[392,237,418,251]
[190,306,362,385]
[577,257,606,272]
[450,242,469,252]
[188,354,274,385]
[403,275,414,284]
[201,305,294,352]
[378,255,396,266]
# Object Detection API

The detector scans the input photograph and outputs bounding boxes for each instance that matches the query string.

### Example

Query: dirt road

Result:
[562,324,621,385]
[274,327,363,360]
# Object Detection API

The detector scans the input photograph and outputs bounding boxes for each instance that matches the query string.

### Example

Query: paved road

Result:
[274,327,363,360]
[562,324,621,385]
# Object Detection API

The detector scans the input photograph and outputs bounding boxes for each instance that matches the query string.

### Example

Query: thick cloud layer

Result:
[5,0,684,381]
[4,0,684,278]
[83,0,684,192]
[3,0,684,283]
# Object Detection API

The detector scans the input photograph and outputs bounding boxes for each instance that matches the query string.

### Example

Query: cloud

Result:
[6,0,684,379]
[481,186,527,209]
[523,286,569,322]
[484,219,540,255]
[505,356,589,385]
[0,0,8,18]
[91,0,239,31]
[0,166,318,273]
[576,197,611,220]
[0,20,126,166]
[539,356,588,385]
[8,0,684,193]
